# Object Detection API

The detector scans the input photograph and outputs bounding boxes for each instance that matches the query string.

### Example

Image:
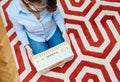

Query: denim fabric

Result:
[28,27,64,55]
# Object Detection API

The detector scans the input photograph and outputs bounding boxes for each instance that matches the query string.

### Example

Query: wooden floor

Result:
[0,14,20,82]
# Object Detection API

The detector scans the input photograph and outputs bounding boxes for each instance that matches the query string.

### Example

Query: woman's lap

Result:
[48,27,64,47]
[28,37,49,55]
[28,27,64,55]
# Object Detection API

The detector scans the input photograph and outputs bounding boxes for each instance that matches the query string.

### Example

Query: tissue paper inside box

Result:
[32,42,74,73]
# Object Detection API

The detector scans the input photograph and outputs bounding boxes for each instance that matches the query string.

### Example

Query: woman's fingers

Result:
[25,45,35,66]
[62,31,71,45]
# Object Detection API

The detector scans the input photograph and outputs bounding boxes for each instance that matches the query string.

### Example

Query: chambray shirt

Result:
[6,0,67,46]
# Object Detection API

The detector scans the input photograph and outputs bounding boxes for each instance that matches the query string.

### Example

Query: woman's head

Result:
[24,0,57,12]
[46,0,57,12]
[28,0,47,6]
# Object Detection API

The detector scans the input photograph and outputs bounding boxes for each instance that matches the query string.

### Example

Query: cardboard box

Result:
[32,42,74,74]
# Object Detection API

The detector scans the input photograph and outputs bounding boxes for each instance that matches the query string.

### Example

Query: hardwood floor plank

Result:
[0,14,20,82]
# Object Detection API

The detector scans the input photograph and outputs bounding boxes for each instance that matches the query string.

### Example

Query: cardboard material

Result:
[32,42,74,74]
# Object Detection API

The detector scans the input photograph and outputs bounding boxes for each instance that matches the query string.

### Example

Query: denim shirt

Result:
[6,0,67,46]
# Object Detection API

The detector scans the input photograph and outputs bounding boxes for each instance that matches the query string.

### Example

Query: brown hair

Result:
[28,0,57,12]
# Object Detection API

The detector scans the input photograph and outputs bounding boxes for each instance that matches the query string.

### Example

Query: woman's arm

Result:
[7,15,34,64]
[53,8,70,45]
[8,15,29,47]
[53,8,67,32]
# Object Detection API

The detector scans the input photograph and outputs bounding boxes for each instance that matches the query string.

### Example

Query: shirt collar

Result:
[17,0,31,14]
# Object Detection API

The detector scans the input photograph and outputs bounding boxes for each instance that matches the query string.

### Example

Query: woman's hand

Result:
[25,45,35,65]
[62,31,71,45]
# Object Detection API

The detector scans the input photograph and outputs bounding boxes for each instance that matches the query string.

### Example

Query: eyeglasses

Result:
[27,1,47,12]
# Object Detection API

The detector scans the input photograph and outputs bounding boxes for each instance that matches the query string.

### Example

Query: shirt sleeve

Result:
[52,8,67,32]
[8,15,30,47]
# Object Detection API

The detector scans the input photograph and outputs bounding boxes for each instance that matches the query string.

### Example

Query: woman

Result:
[6,0,70,61]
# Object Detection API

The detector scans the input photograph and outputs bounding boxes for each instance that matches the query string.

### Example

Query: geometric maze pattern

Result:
[1,0,120,82]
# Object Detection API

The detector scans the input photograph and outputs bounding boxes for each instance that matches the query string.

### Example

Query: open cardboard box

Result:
[32,42,74,74]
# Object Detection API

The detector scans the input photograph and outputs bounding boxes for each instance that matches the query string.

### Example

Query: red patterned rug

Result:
[1,0,120,82]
